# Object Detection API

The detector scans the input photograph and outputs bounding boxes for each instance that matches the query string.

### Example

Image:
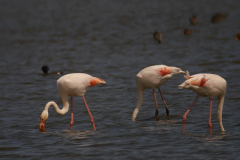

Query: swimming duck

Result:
[153,31,162,43]
[189,15,198,25]
[211,14,227,23]
[184,29,191,35]
[235,33,240,41]
[41,65,63,75]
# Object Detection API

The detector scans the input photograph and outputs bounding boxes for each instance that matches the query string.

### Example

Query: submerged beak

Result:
[39,119,45,132]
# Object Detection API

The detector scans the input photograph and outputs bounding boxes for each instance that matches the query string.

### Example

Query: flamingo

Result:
[178,71,227,133]
[132,65,185,121]
[39,73,106,132]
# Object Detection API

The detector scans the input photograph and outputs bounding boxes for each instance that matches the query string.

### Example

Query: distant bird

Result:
[153,31,162,43]
[189,15,198,25]
[132,65,185,121]
[211,14,227,23]
[235,33,240,41]
[184,29,191,35]
[42,65,49,73]
[178,71,226,133]
[41,65,63,75]
[39,73,106,132]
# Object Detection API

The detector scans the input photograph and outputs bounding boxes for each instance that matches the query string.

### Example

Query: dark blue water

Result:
[0,0,240,159]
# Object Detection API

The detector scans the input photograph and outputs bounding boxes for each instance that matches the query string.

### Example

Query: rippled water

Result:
[1,0,240,159]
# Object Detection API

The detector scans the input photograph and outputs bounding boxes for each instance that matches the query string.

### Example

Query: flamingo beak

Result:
[178,83,185,89]
[39,119,45,132]
[178,85,183,89]
[179,71,185,74]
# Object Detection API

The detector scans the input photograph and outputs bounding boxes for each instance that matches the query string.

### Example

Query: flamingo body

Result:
[179,71,226,133]
[180,73,226,97]
[132,65,185,121]
[57,73,102,96]
[39,73,105,132]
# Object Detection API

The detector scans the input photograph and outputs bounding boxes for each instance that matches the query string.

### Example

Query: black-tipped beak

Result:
[39,119,45,132]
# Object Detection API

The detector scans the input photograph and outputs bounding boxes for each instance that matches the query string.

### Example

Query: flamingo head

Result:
[179,70,195,89]
[39,110,48,132]
[179,73,210,90]
[179,80,192,90]
[178,78,201,90]
[169,67,185,76]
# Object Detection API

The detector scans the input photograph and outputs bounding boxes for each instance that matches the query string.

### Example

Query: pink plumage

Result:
[132,65,185,121]
[179,71,227,133]
[39,73,106,132]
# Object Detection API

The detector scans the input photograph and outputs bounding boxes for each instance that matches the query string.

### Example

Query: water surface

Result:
[0,0,240,159]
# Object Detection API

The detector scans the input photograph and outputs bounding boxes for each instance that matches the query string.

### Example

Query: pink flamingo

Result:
[179,71,226,133]
[132,65,185,121]
[39,73,106,132]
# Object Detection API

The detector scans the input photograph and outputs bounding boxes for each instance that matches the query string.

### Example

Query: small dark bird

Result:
[189,15,198,25]
[41,65,63,75]
[235,33,240,41]
[42,65,49,73]
[153,31,162,43]
[184,29,191,35]
[211,14,227,23]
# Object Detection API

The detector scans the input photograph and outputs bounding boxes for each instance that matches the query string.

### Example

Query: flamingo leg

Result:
[70,96,74,130]
[209,98,213,133]
[152,89,160,121]
[82,96,96,130]
[158,87,170,120]
[183,96,198,133]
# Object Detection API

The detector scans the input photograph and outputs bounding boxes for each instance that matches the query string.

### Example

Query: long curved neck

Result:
[217,93,225,132]
[45,94,69,115]
[132,85,144,121]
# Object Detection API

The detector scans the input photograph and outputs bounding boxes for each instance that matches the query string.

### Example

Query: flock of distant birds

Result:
[154,14,240,42]
[39,13,237,134]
